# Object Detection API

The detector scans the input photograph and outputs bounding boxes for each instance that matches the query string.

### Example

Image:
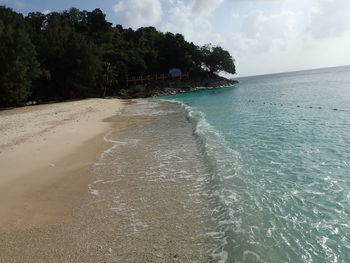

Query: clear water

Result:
[163,66,350,262]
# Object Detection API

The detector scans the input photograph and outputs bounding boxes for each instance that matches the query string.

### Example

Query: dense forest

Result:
[0,6,236,107]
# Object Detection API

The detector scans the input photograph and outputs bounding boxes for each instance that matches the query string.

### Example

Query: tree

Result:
[201,44,236,75]
[0,7,40,106]
[28,12,101,99]
[63,31,101,98]
[101,62,118,97]
[0,6,237,105]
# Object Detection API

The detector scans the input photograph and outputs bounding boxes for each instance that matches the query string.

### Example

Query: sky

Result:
[1,0,350,77]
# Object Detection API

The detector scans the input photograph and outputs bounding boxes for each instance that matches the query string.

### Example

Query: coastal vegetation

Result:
[0,6,236,107]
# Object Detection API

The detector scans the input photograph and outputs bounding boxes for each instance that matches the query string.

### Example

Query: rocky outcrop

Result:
[118,75,239,99]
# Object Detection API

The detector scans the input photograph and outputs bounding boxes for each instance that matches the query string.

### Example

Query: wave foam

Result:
[163,99,243,262]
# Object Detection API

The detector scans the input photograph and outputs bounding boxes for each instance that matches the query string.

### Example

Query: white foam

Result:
[88,180,104,196]
[117,99,174,116]
[89,189,99,196]
[243,250,261,261]
[97,136,141,162]
[163,99,245,263]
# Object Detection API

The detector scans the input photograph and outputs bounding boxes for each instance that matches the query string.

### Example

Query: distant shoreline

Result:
[118,75,238,98]
[0,76,238,110]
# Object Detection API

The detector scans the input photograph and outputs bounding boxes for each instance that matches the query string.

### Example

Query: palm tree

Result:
[102,62,118,97]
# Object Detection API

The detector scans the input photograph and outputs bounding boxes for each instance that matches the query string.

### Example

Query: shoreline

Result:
[0,78,238,110]
[119,75,238,98]
[0,98,219,262]
[0,98,126,227]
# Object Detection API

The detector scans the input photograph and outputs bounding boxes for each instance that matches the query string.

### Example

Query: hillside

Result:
[0,6,237,106]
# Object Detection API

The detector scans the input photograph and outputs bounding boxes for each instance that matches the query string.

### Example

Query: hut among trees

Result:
[0,6,236,106]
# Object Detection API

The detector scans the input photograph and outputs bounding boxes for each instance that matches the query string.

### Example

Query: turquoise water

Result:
[164,66,350,262]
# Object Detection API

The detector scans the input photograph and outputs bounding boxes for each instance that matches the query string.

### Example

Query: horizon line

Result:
[236,64,350,79]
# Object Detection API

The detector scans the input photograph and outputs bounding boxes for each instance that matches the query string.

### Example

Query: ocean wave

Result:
[162,99,244,262]
[117,99,176,116]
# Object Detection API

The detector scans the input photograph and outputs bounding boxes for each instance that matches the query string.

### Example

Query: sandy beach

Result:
[0,98,216,262]
[0,99,126,227]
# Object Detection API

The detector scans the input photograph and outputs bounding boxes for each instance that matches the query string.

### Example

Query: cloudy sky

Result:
[2,0,350,76]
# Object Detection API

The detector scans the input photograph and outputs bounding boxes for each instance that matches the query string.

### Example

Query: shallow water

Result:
[90,100,222,261]
[164,66,350,262]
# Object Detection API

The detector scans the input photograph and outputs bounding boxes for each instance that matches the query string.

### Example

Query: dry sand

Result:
[0,99,125,227]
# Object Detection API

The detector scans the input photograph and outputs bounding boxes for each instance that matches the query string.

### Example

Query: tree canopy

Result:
[201,45,236,75]
[0,7,40,106]
[0,6,236,106]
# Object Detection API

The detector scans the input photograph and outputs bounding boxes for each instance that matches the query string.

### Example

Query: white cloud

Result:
[113,0,163,29]
[42,10,51,15]
[240,10,298,52]
[161,0,222,44]
[111,0,350,76]
[192,0,224,17]
[309,0,350,39]
[161,1,302,75]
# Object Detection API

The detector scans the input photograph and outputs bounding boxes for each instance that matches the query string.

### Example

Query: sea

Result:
[91,65,350,262]
[159,65,350,262]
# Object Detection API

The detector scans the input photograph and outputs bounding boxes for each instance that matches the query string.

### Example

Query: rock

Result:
[119,75,238,98]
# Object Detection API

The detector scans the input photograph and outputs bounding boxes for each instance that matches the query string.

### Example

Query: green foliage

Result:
[0,7,40,106]
[128,85,146,97]
[101,62,118,97]
[27,11,101,99]
[201,44,236,75]
[0,6,236,106]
